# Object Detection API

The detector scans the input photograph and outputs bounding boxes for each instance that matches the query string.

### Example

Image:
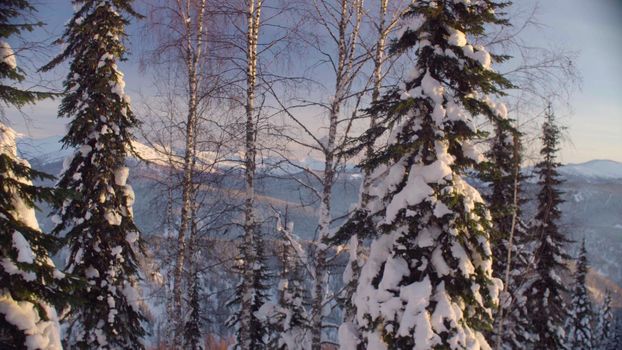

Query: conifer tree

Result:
[611,317,622,350]
[567,239,593,349]
[340,1,512,348]
[1,1,54,108]
[41,1,146,348]
[481,127,535,349]
[227,227,271,350]
[595,291,614,350]
[0,124,70,350]
[522,105,571,350]
[1,2,71,348]
[481,120,520,279]
[272,221,311,350]
[183,268,203,350]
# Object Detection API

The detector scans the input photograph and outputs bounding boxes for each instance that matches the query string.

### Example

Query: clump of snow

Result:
[97,53,114,68]
[12,232,35,264]
[78,144,92,157]
[122,283,140,312]
[462,141,484,163]
[104,210,122,226]
[448,29,467,47]
[1,258,36,281]
[354,233,396,326]
[110,64,126,97]
[397,14,426,40]
[0,125,47,234]
[125,231,139,244]
[111,246,123,257]
[462,44,492,69]
[397,277,433,336]
[0,123,18,156]
[338,322,360,350]
[114,166,129,186]
[384,174,433,223]
[0,295,62,350]
[85,266,100,279]
[495,102,508,119]
[0,40,17,69]
[421,71,444,104]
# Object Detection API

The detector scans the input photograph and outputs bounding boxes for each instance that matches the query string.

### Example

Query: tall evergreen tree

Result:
[481,118,520,279]
[1,2,71,348]
[595,291,614,350]
[340,1,512,348]
[226,227,271,350]
[482,128,535,349]
[41,1,146,348]
[567,239,593,349]
[522,105,571,350]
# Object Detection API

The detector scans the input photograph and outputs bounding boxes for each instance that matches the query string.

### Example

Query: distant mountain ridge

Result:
[559,159,622,179]
[15,135,622,313]
[16,134,622,179]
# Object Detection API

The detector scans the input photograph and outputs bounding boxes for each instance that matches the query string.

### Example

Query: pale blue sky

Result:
[536,0,622,163]
[6,0,622,164]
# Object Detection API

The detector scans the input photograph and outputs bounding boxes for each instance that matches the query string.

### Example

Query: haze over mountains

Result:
[17,135,622,304]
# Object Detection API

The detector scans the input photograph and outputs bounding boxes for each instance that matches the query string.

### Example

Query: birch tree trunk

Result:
[239,1,263,349]
[311,1,362,348]
[172,1,207,348]
[361,0,389,206]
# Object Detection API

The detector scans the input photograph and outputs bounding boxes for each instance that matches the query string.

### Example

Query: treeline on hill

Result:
[0,1,618,350]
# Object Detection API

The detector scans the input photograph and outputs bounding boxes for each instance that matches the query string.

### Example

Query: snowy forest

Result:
[1,0,622,349]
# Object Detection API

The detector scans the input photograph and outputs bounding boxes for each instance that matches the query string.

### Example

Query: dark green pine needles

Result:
[521,106,571,350]
[41,1,147,348]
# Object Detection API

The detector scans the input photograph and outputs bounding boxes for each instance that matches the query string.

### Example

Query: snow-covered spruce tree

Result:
[522,105,571,350]
[340,1,512,349]
[41,1,146,348]
[480,118,519,280]
[567,239,593,349]
[480,124,535,349]
[595,291,614,350]
[1,2,72,348]
[226,225,272,350]
[0,124,72,350]
[183,268,203,350]
[271,221,311,350]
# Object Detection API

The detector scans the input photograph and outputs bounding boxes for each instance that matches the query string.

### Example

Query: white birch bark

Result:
[238,1,263,349]
[172,1,207,348]
[311,1,362,349]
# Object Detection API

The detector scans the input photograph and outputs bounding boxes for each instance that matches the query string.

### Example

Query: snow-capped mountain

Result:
[559,159,622,180]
